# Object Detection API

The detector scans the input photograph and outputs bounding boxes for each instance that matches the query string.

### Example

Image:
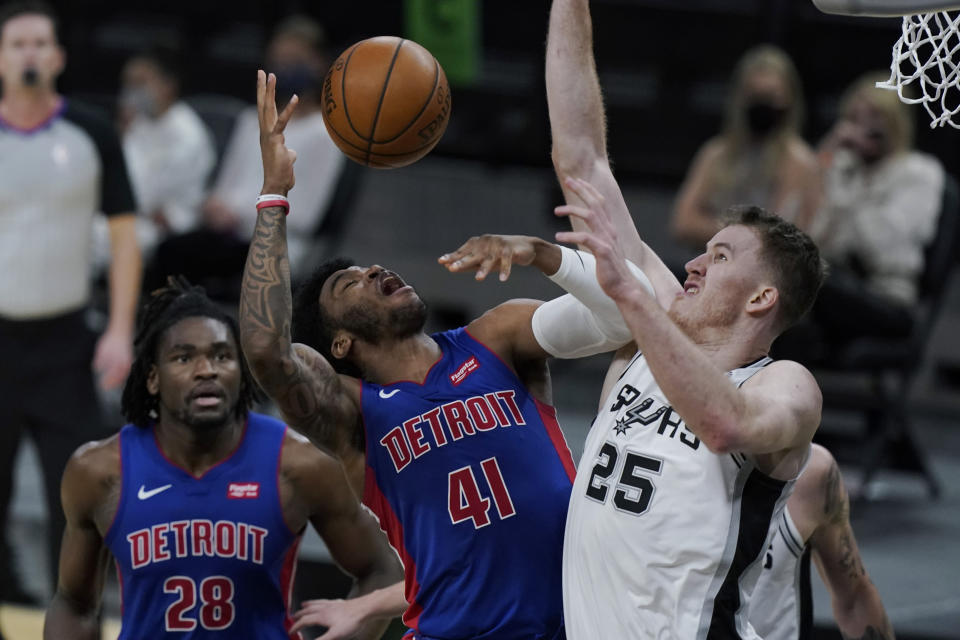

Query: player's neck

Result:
[360,333,442,385]
[154,415,246,477]
[691,326,771,372]
[0,88,60,128]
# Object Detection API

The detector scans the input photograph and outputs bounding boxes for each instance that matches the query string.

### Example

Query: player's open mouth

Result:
[683,281,700,295]
[379,272,408,296]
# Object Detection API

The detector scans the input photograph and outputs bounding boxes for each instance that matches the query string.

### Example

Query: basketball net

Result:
[879,11,960,128]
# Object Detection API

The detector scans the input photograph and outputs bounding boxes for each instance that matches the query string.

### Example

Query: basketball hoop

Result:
[815,1,960,128]
[880,11,960,128]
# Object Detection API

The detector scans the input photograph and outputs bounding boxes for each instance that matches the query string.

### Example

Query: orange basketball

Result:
[321,36,451,169]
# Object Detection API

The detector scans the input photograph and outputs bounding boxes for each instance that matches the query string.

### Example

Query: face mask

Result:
[120,86,160,118]
[273,63,319,101]
[744,100,787,137]
[21,68,39,86]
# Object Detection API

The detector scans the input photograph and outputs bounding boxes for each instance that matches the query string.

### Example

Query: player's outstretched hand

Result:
[439,234,540,281]
[555,177,638,301]
[291,598,368,639]
[257,69,299,196]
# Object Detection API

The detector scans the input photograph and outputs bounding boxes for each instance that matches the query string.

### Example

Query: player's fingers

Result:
[499,249,513,282]
[556,230,592,247]
[554,204,593,225]
[290,617,323,634]
[276,94,300,133]
[475,254,499,280]
[265,73,279,123]
[438,239,479,265]
[445,249,486,272]
[568,177,605,206]
[256,70,267,123]
[563,177,598,208]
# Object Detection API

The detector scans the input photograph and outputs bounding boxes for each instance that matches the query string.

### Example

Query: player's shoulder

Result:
[468,298,542,333]
[746,359,821,397]
[790,444,844,533]
[796,444,837,495]
[63,433,121,503]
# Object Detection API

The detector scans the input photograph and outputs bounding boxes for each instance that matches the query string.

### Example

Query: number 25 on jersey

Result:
[448,456,516,529]
[586,442,663,516]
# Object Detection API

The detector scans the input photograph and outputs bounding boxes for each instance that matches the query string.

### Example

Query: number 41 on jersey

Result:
[448,456,516,528]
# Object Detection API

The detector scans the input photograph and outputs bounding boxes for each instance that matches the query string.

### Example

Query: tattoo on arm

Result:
[836,529,866,581]
[240,207,293,354]
[240,208,354,451]
[823,460,844,521]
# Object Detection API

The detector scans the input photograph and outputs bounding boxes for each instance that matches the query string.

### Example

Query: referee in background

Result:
[0,1,140,601]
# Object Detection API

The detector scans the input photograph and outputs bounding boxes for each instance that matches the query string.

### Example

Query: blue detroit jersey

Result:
[104,413,302,639]
[361,327,574,640]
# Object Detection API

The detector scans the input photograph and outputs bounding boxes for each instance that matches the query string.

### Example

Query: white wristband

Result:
[256,194,290,205]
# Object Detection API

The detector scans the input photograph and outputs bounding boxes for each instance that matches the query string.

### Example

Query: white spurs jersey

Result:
[748,508,813,640]
[563,352,802,640]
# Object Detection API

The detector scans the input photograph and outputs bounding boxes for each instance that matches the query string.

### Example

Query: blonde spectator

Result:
[672,45,821,250]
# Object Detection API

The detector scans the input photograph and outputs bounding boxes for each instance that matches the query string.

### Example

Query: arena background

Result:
[3,1,959,638]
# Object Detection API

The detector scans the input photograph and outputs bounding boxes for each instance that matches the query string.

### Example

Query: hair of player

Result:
[721,205,827,332]
[0,0,58,43]
[839,70,915,154]
[292,258,363,377]
[121,276,263,427]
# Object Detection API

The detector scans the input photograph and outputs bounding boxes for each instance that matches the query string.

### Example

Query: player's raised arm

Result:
[546,0,681,304]
[43,444,115,640]
[239,71,358,458]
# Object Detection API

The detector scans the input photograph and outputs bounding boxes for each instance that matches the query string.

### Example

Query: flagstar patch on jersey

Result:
[227,482,260,499]
[449,355,480,385]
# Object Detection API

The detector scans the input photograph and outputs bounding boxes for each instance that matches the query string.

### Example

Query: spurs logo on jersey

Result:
[608,383,700,450]
[563,352,798,640]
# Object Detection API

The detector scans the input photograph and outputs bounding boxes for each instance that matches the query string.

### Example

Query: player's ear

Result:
[330,332,353,360]
[746,285,778,317]
[146,364,160,395]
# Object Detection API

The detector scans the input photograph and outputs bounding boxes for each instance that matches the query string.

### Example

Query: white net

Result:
[878,11,960,128]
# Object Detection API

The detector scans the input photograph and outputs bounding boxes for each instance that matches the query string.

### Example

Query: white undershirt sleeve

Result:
[531,246,656,359]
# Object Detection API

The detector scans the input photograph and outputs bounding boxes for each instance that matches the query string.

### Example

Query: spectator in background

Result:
[159,14,344,290]
[0,0,140,600]
[672,45,821,253]
[807,72,944,349]
[117,44,216,261]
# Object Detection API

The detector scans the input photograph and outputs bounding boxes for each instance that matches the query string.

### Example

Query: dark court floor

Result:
[5,158,959,638]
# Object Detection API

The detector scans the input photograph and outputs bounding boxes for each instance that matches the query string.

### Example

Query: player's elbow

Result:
[241,333,289,377]
[831,581,883,635]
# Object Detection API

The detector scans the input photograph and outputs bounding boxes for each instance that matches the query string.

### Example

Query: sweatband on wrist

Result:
[256,194,290,215]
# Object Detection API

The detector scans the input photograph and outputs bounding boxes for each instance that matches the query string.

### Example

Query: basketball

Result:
[321,36,451,169]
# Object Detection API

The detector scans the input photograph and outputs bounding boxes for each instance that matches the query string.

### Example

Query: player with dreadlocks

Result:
[44,277,402,640]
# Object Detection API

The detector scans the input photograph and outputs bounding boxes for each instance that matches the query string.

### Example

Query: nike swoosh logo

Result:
[379,389,400,399]
[138,484,173,500]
